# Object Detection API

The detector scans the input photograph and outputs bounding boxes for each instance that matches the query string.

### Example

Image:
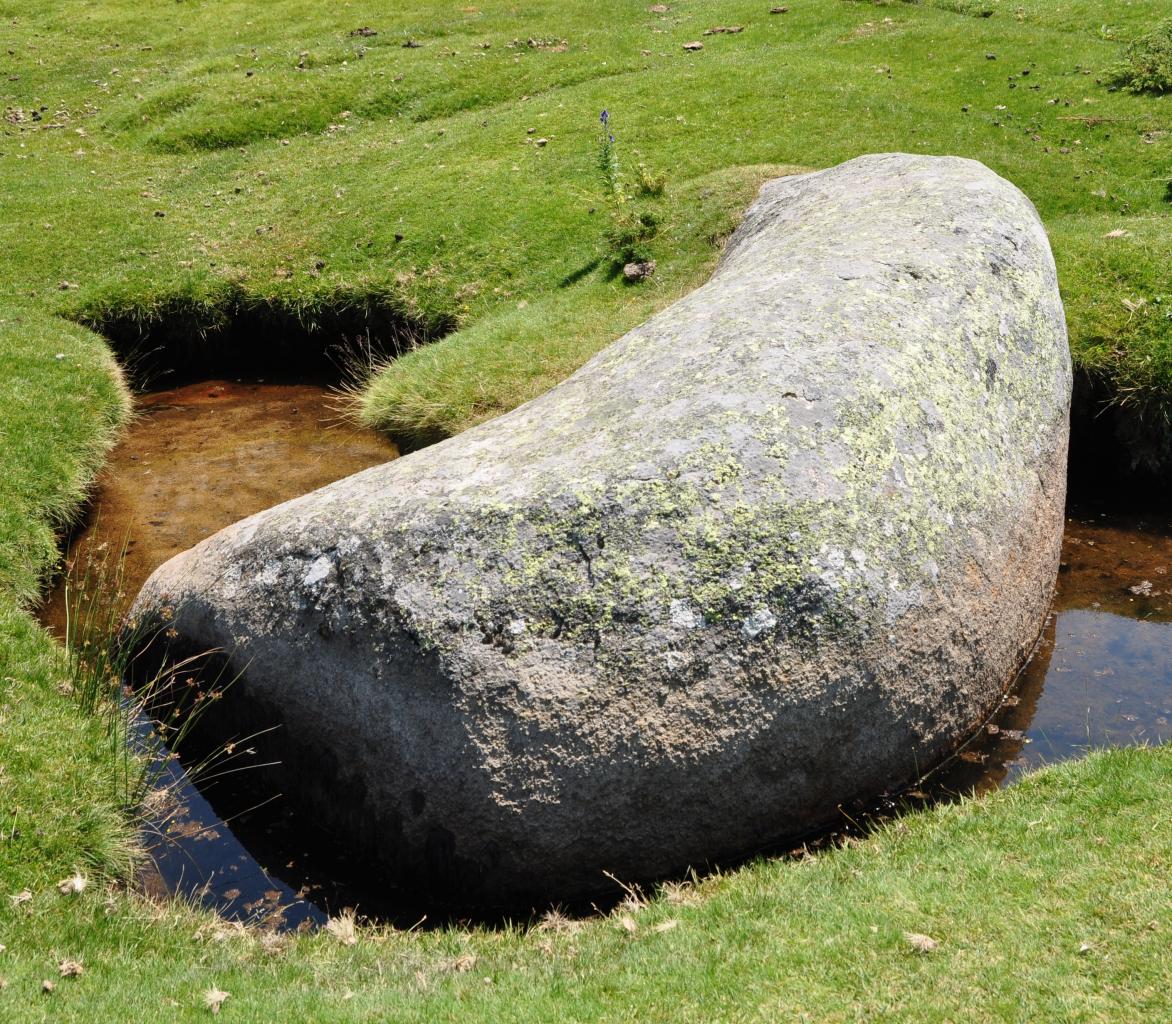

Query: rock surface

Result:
[133,153,1071,904]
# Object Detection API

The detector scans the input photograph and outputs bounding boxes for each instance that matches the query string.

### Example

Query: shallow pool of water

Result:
[39,382,1172,926]
[930,511,1172,796]
[40,379,398,636]
[41,379,397,929]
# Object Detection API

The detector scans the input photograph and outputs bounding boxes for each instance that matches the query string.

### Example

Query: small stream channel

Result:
[39,380,1172,930]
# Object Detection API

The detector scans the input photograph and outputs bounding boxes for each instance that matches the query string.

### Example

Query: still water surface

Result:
[40,382,1172,927]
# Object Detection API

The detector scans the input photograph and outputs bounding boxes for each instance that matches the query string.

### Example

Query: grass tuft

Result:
[1107,19,1172,94]
[56,539,240,820]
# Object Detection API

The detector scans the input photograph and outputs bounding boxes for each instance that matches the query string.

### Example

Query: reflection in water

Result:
[40,378,1172,926]
[1025,611,1170,763]
[136,723,325,931]
[41,379,397,929]
[932,511,1172,795]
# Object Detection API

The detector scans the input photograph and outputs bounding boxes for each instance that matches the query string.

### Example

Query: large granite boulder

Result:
[133,153,1071,904]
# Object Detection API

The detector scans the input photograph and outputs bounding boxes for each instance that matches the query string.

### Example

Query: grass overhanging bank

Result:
[1,0,1171,1019]
[70,285,455,388]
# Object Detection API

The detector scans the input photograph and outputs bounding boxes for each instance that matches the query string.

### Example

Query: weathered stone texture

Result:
[134,154,1071,903]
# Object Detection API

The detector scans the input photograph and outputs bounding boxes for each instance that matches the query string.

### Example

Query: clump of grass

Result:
[1106,19,1172,94]
[59,539,235,816]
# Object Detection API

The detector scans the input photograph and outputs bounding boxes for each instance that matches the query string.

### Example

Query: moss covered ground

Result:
[1,1,1170,1019]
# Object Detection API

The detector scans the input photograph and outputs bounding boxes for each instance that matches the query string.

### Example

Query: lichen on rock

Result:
[133,153,1071,904]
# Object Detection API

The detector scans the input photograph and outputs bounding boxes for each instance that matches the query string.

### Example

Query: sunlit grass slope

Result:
[1,2,1170,1020]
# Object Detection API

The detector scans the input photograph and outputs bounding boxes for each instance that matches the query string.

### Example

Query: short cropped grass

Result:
[1,1,1171,1020]
[2,1,1170,446]
[2,744,1169,1022]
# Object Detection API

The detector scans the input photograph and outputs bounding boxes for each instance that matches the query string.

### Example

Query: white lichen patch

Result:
[741,606,777,639]
[303,555,333,588]
[669,599,703,630]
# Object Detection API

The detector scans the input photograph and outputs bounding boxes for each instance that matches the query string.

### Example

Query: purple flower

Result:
[600,109,609,126]
[608,133,615,143]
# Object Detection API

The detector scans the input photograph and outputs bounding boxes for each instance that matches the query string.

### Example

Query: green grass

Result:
[2,745,1169,1021]
[1106,18,1172,95]
[1,0,1171,1019]
[2,0,1170,444]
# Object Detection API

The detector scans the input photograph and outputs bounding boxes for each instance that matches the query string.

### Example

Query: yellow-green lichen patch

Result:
[334,157,1072,668]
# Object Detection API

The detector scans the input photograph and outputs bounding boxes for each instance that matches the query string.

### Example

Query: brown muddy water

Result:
[40,380,397,930]
[39,382,1172,929]
[40,380,398,636]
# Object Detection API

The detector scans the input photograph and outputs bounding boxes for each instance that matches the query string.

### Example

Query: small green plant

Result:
[635,161,667,198]
[596,109,663,268]
[1106,19,1172,94]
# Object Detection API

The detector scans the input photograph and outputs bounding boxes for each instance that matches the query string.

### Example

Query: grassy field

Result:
[2,1,1171,1019]
[1,745,1168,1022]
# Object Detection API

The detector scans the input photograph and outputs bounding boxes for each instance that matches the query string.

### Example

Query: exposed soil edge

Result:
[1069,367,1172,507]
[67,290,455,390]
[62,295,1172,499]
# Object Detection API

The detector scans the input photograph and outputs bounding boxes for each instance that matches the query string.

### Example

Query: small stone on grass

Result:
[903,931,940,953]
[623,259,656,281]
[57,872,87,895]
